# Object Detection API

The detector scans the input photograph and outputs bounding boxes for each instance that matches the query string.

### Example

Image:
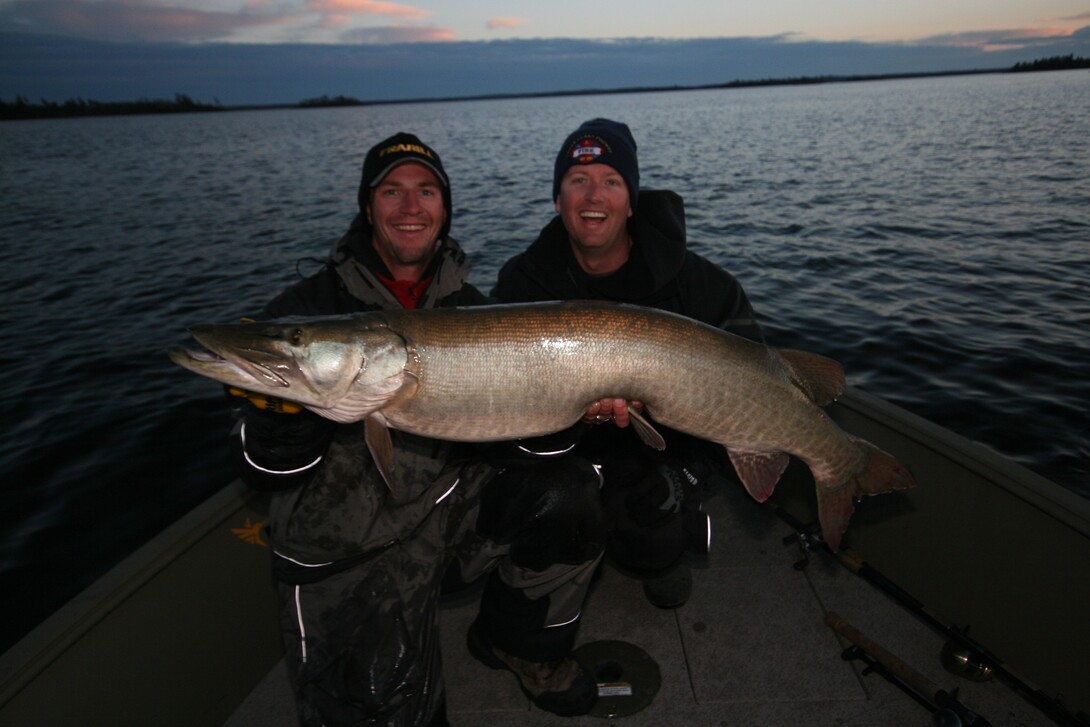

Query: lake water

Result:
[1,70,1088,652]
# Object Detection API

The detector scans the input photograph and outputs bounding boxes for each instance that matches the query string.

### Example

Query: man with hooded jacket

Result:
[477,119,764,679]
[232,133,493,727]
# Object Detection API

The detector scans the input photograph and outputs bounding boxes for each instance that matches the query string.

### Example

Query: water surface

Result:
[1,70,1087,651]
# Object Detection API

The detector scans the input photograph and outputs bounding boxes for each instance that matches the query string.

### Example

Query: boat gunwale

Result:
[0,481,255,704]
[833,386,1089,537]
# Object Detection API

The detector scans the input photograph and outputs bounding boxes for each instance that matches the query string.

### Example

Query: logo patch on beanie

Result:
[570,136,610,164]
[379,142,436,159]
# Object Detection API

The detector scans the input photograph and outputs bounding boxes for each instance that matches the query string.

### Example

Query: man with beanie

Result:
[485,117,763,648]
[230,132,494,727]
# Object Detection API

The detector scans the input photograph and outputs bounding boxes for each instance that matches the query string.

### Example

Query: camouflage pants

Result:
[273,458,604,726]
[274,458,483,727]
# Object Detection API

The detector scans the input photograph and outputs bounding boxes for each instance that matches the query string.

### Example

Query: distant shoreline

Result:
[3,54,1087,121]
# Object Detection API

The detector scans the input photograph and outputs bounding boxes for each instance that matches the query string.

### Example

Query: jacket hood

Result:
[330,214,472,308]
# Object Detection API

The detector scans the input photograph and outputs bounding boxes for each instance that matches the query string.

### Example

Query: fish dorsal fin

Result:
[777,349,845,406]
[727,450,790,502]
[629,405,666,451]
[364,412,398,499]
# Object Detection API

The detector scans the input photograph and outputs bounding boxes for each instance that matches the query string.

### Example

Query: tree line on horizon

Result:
[3,55,1087,121]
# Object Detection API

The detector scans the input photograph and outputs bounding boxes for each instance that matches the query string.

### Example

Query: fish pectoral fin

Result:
[628,406,666,451]
[727,450,790,502]
[321,372,416,424]
[364,412,398,499]
[778,349,845,406]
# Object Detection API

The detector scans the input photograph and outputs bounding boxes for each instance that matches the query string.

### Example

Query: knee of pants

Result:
[478,456,605,570]
[607,509,687,572]
[280,578,434,726]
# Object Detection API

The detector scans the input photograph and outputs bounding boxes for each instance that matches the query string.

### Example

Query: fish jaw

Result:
[169,318,413,420]
[169,324,302,392]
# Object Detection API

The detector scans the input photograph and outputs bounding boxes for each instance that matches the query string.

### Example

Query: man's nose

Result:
[399,192,422,212]
[583,181,604,201]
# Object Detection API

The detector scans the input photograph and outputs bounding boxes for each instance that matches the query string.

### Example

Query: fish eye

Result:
[290,328,304,345]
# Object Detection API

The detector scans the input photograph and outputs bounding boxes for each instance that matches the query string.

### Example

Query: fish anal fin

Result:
[364,412,398,499]
[628,405,666,451]
[728,450,790,502]
[816,486,855,553]
[778,349,845,406]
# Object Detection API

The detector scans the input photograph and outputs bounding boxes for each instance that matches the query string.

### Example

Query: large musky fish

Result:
[169,301,915,550]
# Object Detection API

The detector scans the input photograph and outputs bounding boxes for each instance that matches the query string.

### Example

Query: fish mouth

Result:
[169,327,298,390]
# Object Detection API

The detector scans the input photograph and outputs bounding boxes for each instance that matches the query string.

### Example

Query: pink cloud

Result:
[318,13,351,28]
[916,21,1086,51]
[486,17,527,30]
[306,0,428,19]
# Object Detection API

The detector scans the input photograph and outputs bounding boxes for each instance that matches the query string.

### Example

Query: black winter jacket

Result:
[492,189,762,342]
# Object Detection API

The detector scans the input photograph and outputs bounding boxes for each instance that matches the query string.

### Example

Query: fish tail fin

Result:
[817,437,916,551]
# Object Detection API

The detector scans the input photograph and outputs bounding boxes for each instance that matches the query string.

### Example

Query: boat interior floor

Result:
[227,482,1053,726]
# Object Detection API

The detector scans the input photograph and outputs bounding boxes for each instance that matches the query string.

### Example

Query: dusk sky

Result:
[2,1,1089,105]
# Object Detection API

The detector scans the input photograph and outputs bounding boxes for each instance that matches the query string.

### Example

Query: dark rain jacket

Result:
[492,189,762,341]
[234,216,491,568]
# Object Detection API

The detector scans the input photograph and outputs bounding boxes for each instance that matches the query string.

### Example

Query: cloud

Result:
[3,29,1088,106]
[339,24,453,42]
[916,25,1084,51]
[914,12,1090,51]
[0,0,438,43]
[0,0,285,42]
[305,0,427,19]
[486,17,527,31]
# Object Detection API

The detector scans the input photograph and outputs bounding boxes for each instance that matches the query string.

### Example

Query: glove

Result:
[625,460,694,528]
[228,386,303,414]
[230,387,335,491]
[618,458,711,556]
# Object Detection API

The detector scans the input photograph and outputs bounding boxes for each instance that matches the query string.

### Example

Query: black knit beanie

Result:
[357,132,452,239]
[553,118,639,207]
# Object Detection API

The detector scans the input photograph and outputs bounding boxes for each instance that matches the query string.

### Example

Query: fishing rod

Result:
[769,499,1089,727]
[826,611,991,726]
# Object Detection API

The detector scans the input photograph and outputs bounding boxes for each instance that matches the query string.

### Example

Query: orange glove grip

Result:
[228,387,303,414]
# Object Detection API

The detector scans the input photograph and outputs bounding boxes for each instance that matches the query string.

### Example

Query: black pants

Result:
[473,442,705,661]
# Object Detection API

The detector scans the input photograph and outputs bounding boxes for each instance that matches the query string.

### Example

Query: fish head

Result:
[169,316,412,423]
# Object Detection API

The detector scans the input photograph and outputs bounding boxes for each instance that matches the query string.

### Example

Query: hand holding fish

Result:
[583,397,644,427]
